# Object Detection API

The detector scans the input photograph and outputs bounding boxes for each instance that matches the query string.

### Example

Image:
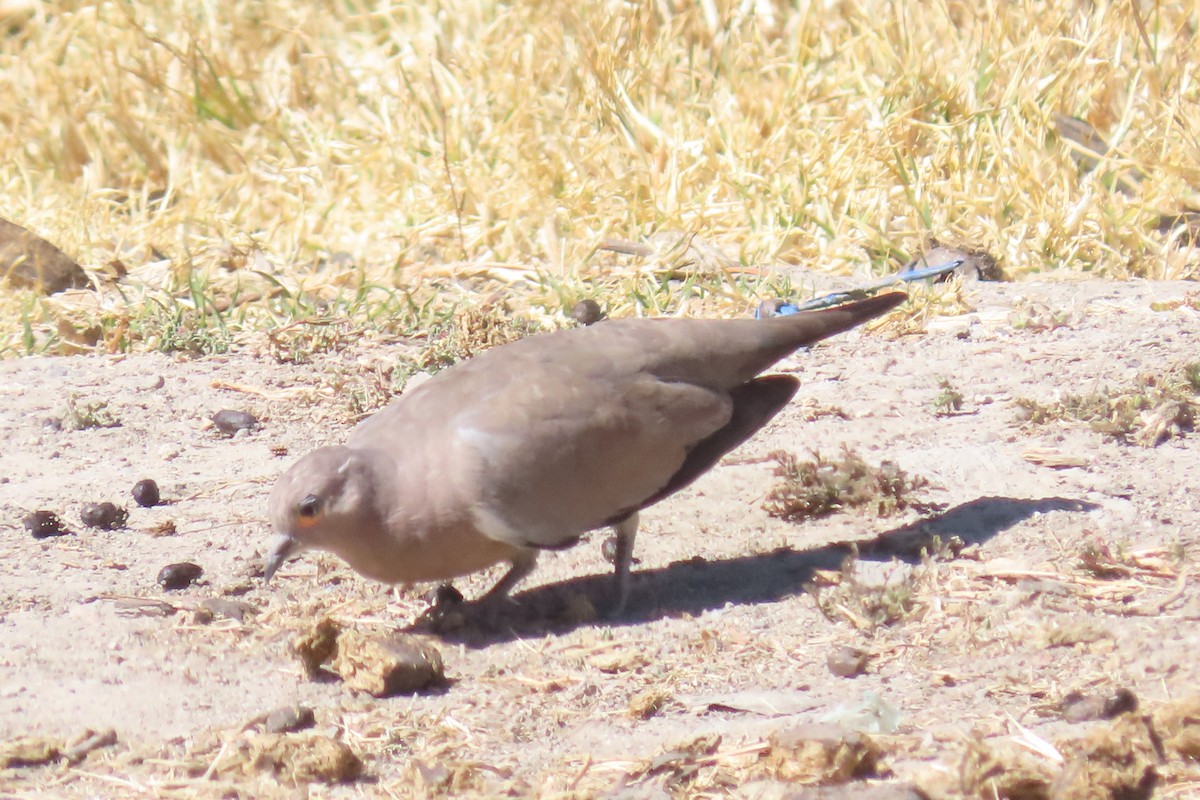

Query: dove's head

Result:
[265,446,390,582]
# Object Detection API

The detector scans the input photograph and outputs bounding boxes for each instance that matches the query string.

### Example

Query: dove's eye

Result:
[297,494,322,525]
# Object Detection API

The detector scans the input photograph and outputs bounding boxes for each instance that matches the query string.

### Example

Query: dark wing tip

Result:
[780,291,907,347]
[833,291,908,318]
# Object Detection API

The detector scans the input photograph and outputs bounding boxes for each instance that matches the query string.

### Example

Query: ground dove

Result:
[266,292,906,616]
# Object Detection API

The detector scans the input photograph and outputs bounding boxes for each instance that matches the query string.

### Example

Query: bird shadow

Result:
[408,495,1098,648]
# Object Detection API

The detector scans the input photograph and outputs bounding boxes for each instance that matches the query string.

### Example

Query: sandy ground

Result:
[1,278,1199,798]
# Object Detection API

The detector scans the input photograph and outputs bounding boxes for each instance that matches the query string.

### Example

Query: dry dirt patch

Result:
[1,280,1199,797]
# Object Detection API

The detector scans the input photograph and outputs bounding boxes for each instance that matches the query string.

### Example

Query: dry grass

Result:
[1015,359,1200,445]
[763,447,930,521]
[0,0,1197,355]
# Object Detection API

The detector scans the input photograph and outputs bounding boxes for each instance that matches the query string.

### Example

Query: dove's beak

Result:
[264,532,299,583]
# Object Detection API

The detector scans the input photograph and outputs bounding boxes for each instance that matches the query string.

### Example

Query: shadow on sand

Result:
[411,495,1097,647]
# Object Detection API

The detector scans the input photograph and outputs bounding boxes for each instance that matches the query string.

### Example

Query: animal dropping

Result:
[157,562,203,591]
[131,479,160,507]
[80,502,127,530]
[265,294,906,618]
[23,510,70,539]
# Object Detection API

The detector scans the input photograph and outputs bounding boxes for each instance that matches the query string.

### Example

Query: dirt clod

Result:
[761,723,882,785]
[205,732,362,784]
[959,734,1057,799]
[827,646,870,678]
[557,592,598,625]
[629,687,673,720]
[1152,695,1200,761]
[331,631,445,697]
[292,617,342,679]
[1060,687,1138,722]
[264,705,317,734]
[1052,713,1161,800]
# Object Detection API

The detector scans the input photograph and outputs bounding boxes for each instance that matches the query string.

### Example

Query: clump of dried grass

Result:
[1,0,1197,356]
[763,448,929,521]
[416,302,541,371]
[1016,360,1199,446]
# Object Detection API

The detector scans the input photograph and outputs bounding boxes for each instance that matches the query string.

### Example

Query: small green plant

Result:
[810,554,922,629]
[149,305,232,355]
[416,304,539,372]
[1150,293,1200,313]
[1078,539,1132,579]
[317,362,410,422]
[921,534,966,562]
[1008,300,1076,332]
[1185,362,1200,393]
[932,377,964,416]
[57,394,120,430]
[763,448,929,521]
[1016,361,1199,446]
[266,319,351,365]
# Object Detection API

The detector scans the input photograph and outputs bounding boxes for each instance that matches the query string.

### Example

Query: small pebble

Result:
[200,597,255,622]
[265,705,316,734]
[157,444,181,461]
[131,479,160,507]
[422,584,464,608]
[80,502,128,530]
[420,584,466,633]
[1061,688,1138,722]
[189,606,215,625]
[23,510,69,539]
[600,536,639,565]
[601,536,619,564]
[570,299,605,326]
[211,409,260,436]
[157,562,203,591]
[827,645,870,678]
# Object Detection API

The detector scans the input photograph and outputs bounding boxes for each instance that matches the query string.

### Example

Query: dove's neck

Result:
[348,444,520,582]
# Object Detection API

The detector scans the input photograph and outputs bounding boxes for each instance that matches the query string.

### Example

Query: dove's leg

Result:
[609,512,639,617]
[478,549,539,604]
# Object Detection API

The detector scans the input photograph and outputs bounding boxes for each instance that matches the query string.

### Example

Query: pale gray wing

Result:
[346,342,731,548]
[449,364,734,548]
